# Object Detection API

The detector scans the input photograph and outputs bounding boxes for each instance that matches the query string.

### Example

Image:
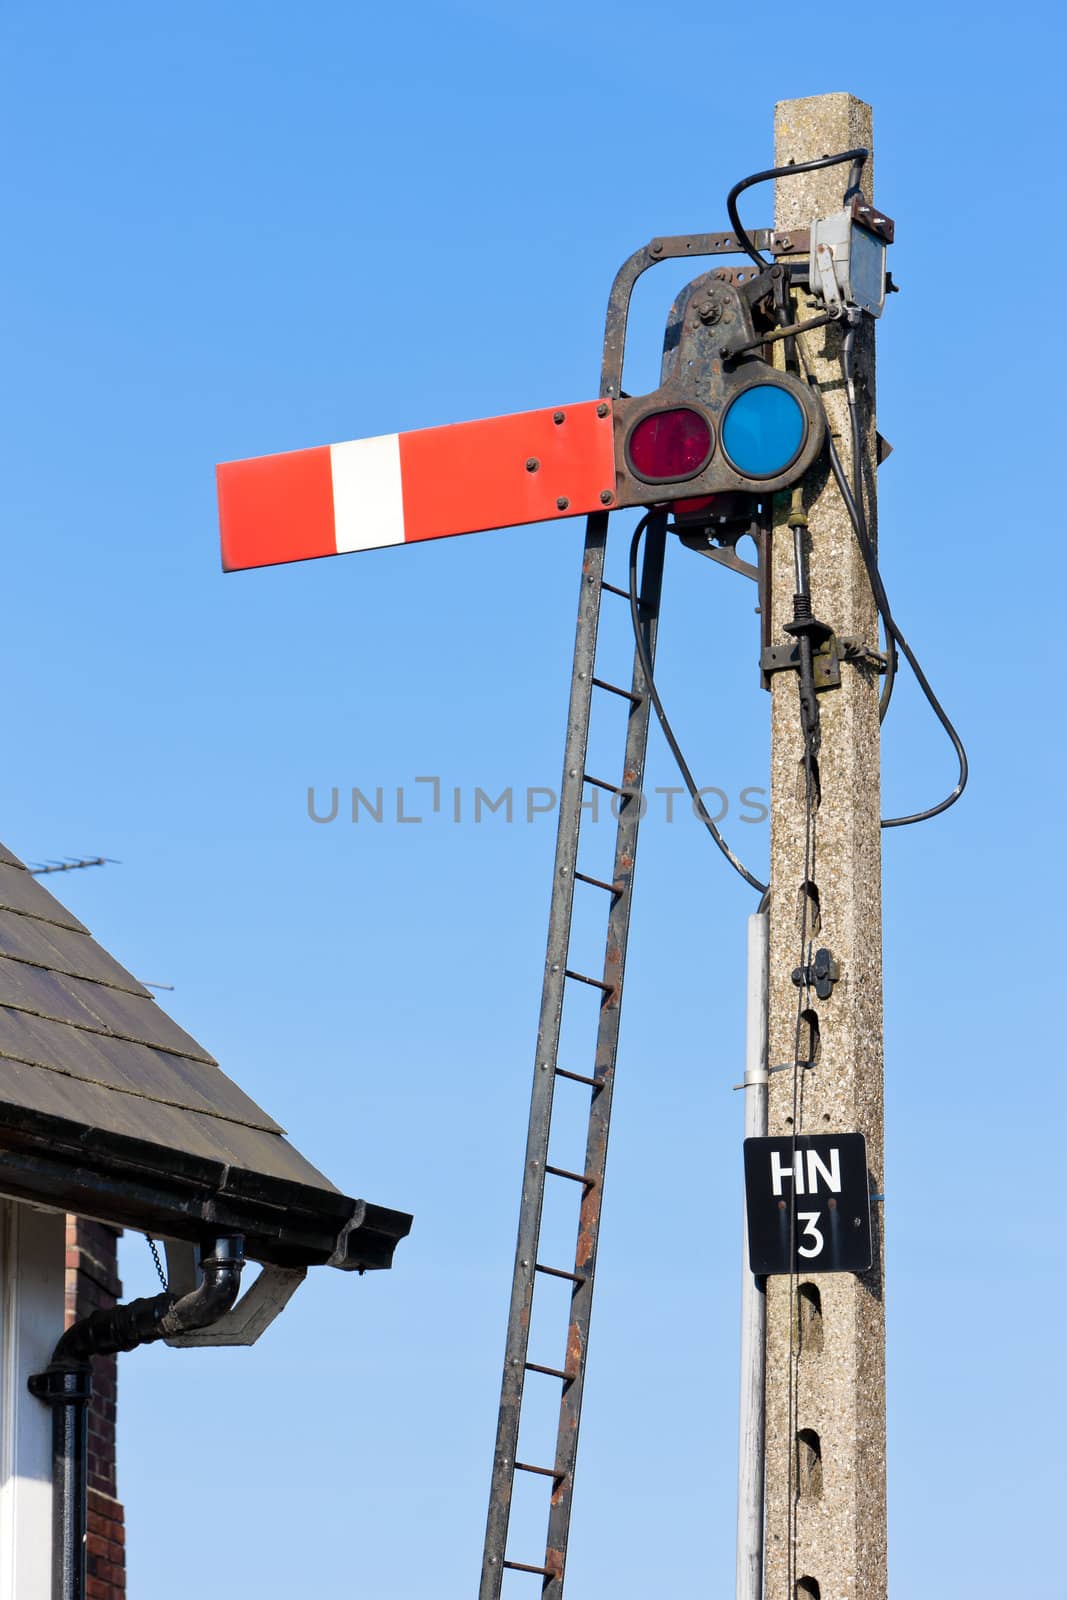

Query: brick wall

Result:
[65,1217,126,1600]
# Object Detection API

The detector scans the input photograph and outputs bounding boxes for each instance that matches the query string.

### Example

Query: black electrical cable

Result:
[726,148,868,272]
[844,343,897,723]
[821,329,968,826]
[628,516,767,895]
[880,606,899,720]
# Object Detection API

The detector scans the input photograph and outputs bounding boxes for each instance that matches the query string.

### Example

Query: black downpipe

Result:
[29,1235,245,1600]
[37,1368,91,1600]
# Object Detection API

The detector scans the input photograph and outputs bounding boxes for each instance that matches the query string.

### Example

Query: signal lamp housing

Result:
[613,369,823,510]
[608,263,826,511]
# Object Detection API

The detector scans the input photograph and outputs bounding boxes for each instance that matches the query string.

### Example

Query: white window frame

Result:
[0,1200,65,1600]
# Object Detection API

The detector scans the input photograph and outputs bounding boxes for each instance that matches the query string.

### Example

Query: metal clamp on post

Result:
[763,634,885,690]
[792,947,840,1000]
[760,630,841,691]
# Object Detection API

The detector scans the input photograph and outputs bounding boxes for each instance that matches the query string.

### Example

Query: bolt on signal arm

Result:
[216,229,809,574]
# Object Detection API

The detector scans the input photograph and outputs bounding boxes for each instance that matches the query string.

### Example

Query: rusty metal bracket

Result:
[677,528,759,583]
[768,227,811,256]
[761,633,842,691]
[601,227,781,399]
[700,544,758,582]
[838,636,888,673]
[850,196,894,243]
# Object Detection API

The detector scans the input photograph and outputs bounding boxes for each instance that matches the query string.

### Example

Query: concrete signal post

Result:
[764,93,887,1600]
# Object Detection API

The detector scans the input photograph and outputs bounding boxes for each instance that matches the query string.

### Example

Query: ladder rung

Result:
[525,1361,575,1381]
[515,1460,563,1479]
[535,1262,587,1285]
[592,675,642,705]
[554,1066,601,1088]
[583,772,622,794]
[574,869,620,895]
[599,580,630,599]
[564,968,614,994]
[545,1164,595,1187]
[503,1561,559,1577]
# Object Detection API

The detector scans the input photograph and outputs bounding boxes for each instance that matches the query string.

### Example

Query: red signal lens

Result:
[626,407,713,483]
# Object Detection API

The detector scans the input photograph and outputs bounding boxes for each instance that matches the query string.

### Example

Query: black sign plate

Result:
[743,1133,872,1276]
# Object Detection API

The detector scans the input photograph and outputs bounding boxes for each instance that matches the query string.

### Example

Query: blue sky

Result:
[2,3,1064,1596]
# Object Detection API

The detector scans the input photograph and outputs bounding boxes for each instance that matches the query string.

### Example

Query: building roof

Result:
[0,843,411,1271]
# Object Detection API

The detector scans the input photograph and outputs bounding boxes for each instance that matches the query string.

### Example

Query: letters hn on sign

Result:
[743,1133,872,1276]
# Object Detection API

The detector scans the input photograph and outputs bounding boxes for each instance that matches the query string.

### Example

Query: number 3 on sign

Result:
[796,1212,825,1258]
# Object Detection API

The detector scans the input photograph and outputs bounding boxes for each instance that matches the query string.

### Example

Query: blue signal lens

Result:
[721,385,805,478]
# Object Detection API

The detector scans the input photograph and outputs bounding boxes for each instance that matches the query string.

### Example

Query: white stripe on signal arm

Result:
[330,434,405,553]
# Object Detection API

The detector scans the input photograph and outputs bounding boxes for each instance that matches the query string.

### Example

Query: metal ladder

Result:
[479,507,668,1598]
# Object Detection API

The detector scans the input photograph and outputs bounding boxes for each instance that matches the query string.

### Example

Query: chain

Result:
[145,1234,169,1291]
